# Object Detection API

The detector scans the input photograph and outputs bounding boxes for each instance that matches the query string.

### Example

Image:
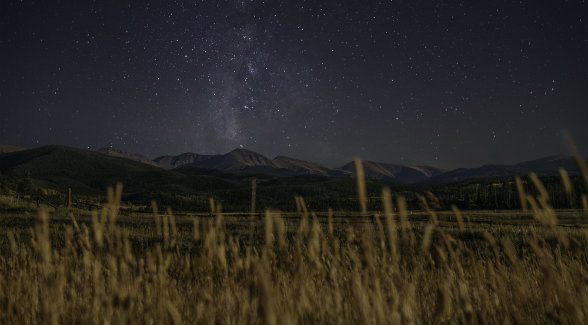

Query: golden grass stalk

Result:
[559,168,573,195]
[264,209,274,248]
[327,208,334,236]
[6,230,17,254]
[209,197,215,214]
[529,172,550,202]
[166,301,183,325]
[152,200,162,237]
[34,209,52,265]
[167,207,178,236]
[563,130,588,188]
[274,212,286,249]
[70,213,80,232]
[373,213,386,250]
[193,218,200,241]
[308,215,322,265]
[396,196,415,245]
[515,176,528,212]
[433,282,452,324]
[256,265,277,325]
[382,187,398,260]
[482,231,497,250]
[425,191,442,210]
[501,238,518,266]
[421,223,435,253]
[354,158,367,215]
[295,196,309,236]
[214,203,224,233]
[113,182,123,221]
[91,211,104,248]
[526,194,557,227]
[451,204,465,231]
[417,193,438,224]
[162,212,169,249]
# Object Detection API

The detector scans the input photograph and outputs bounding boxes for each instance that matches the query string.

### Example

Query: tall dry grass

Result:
[0,159,587,323]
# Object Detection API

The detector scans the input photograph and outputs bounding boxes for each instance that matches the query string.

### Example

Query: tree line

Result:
[1,170,585,213]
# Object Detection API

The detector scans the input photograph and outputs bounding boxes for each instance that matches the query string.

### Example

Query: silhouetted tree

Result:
[0,170,8,194]
[17,171,35,196]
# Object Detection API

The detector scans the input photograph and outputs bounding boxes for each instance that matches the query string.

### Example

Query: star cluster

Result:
[1,1,586,168]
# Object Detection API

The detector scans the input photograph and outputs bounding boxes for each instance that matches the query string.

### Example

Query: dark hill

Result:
[272,156,348,177]
[154,152,217,170]
[0,145,237,194]
[96,147,159,167]
[426,155,581,184]
[190,148,276,170]
[0,144,23,154]
[338,160,444,184]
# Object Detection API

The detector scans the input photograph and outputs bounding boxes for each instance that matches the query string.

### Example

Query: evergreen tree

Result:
[17,171,34,196]
[0,170,8,194]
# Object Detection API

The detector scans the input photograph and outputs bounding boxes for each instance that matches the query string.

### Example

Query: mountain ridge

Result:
[1,144,583,184]
[425,155,581,184]
[0,144,24,154]
[153,149,582,184]
[97,147,158,167]
[153,152,216,170]
[339,160,444,184]
[0,145,237,194]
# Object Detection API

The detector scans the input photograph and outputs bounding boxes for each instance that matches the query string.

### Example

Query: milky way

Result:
[1,1,586,168]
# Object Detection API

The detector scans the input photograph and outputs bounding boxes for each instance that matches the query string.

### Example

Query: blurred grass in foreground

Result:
[0,143,588,324]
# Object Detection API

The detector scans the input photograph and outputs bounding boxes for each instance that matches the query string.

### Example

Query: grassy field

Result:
[0,158,587,324]
[0,175,587,324]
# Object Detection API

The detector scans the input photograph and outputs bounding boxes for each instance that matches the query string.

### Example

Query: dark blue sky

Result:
[1,0,586,169]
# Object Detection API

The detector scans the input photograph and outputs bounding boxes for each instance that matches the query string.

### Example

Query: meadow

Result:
[0,160,587,324]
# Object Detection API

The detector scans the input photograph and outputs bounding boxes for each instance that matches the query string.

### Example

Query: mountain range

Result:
[152,148,448,182]
[95,146,582,184]
[0,144,584,212]
[97,147,158,167]
[424,155,582,184]
[0,144,583,185]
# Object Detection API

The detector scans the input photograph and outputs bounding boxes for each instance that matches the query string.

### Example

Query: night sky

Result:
[1,1,586,169]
